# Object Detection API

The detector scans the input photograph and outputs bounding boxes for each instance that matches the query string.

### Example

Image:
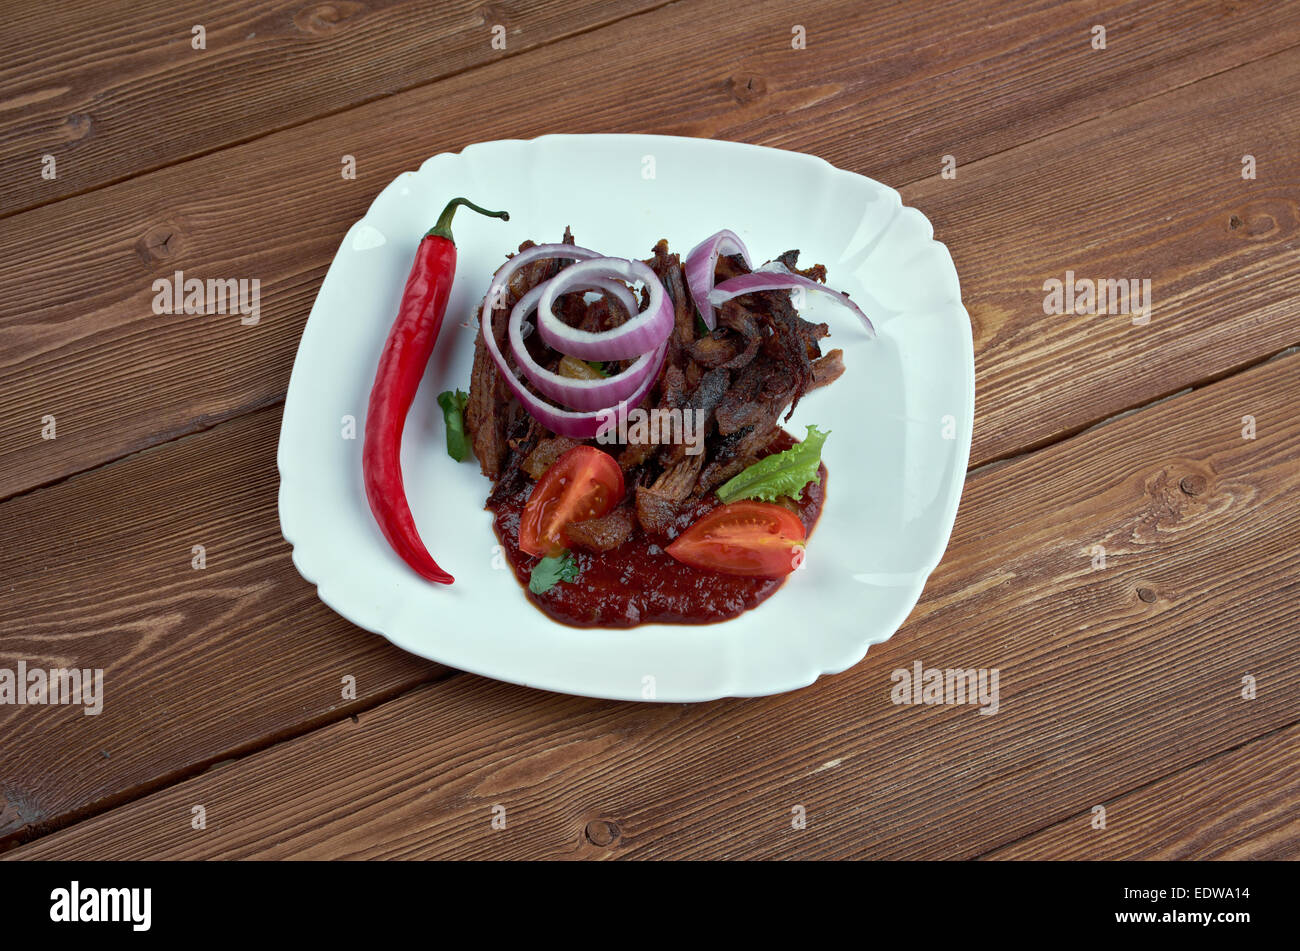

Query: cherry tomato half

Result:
[519,446,625,557]
[665,500,807,578]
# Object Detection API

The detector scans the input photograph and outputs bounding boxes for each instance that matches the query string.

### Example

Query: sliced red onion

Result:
[535,257,673,360]
[684,229,752,331]
[708,262,875,337]
[482,320,665,438]
[482,242,605,315]
[508,282,662,411]
[479,249,668,438]
[564,276,640,325]
[516,276,636,340]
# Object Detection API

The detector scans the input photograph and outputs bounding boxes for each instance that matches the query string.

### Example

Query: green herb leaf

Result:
[528,551,580,594]
[716,425,829,504]
[695,313,710,336]
[586,360,607,377]
[436,389,472,462]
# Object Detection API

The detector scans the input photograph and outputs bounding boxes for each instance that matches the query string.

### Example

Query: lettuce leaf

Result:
[716,425,829,503]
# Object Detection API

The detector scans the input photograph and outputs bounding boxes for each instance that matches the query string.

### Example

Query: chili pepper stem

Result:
[426,197,510,242]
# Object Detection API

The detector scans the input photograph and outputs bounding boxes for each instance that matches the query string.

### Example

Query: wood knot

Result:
[294,2,366,35]
[1226,199,1293,241]
[1137,587,1158,603]
[476,2,507,25]
[584,818,620,847]
[728,74,767,103]
[1135,463,1219,543]
[63,113,94,142]
[0,788,37,832]
[136,222,183,265]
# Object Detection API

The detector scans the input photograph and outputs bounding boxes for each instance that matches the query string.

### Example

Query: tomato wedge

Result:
[519,445,625,557]
[665,500,807,578]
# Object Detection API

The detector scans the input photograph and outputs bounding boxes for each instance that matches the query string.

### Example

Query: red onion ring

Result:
[483,323,665,438]
[484,242,605,310]
[684,229,752,331]
[535,257,674,360]
[479,248,668,438]
[508,281,663,411]
[708,262,876,337]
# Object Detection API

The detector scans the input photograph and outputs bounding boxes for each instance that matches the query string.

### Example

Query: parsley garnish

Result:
[436,389,471,462]
[529,551,580,594]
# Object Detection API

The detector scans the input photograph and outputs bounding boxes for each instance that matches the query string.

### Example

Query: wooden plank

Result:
[8,349,1298,860]
[0,405,444,846]
[904,48,1300,464]
[985,724,1300,859]
[0,0,667,217]
[3,0,1299,500]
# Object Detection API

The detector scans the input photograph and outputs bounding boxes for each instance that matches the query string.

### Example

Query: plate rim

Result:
[277,132,975,702]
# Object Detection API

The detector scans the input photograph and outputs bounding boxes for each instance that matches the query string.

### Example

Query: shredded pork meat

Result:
[465,232,843,540]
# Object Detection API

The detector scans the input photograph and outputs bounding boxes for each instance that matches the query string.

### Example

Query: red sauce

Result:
[486,432,827,628]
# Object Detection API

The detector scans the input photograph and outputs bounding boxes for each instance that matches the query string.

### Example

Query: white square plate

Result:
[278,134,974,702]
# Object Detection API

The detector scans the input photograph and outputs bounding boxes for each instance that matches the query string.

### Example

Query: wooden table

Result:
[1,0,1297,861]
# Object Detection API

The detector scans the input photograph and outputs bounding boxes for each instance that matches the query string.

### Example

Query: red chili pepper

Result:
[363,197,509,585]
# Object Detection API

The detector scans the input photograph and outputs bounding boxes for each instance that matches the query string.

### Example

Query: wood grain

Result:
[985,723,1300,859]
[2,0,1295,862]
[0,406,444,846]
[8,349,1298,860]
[3,0,1299,501]
[0,0,667,216]
[904,45,1300,464]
